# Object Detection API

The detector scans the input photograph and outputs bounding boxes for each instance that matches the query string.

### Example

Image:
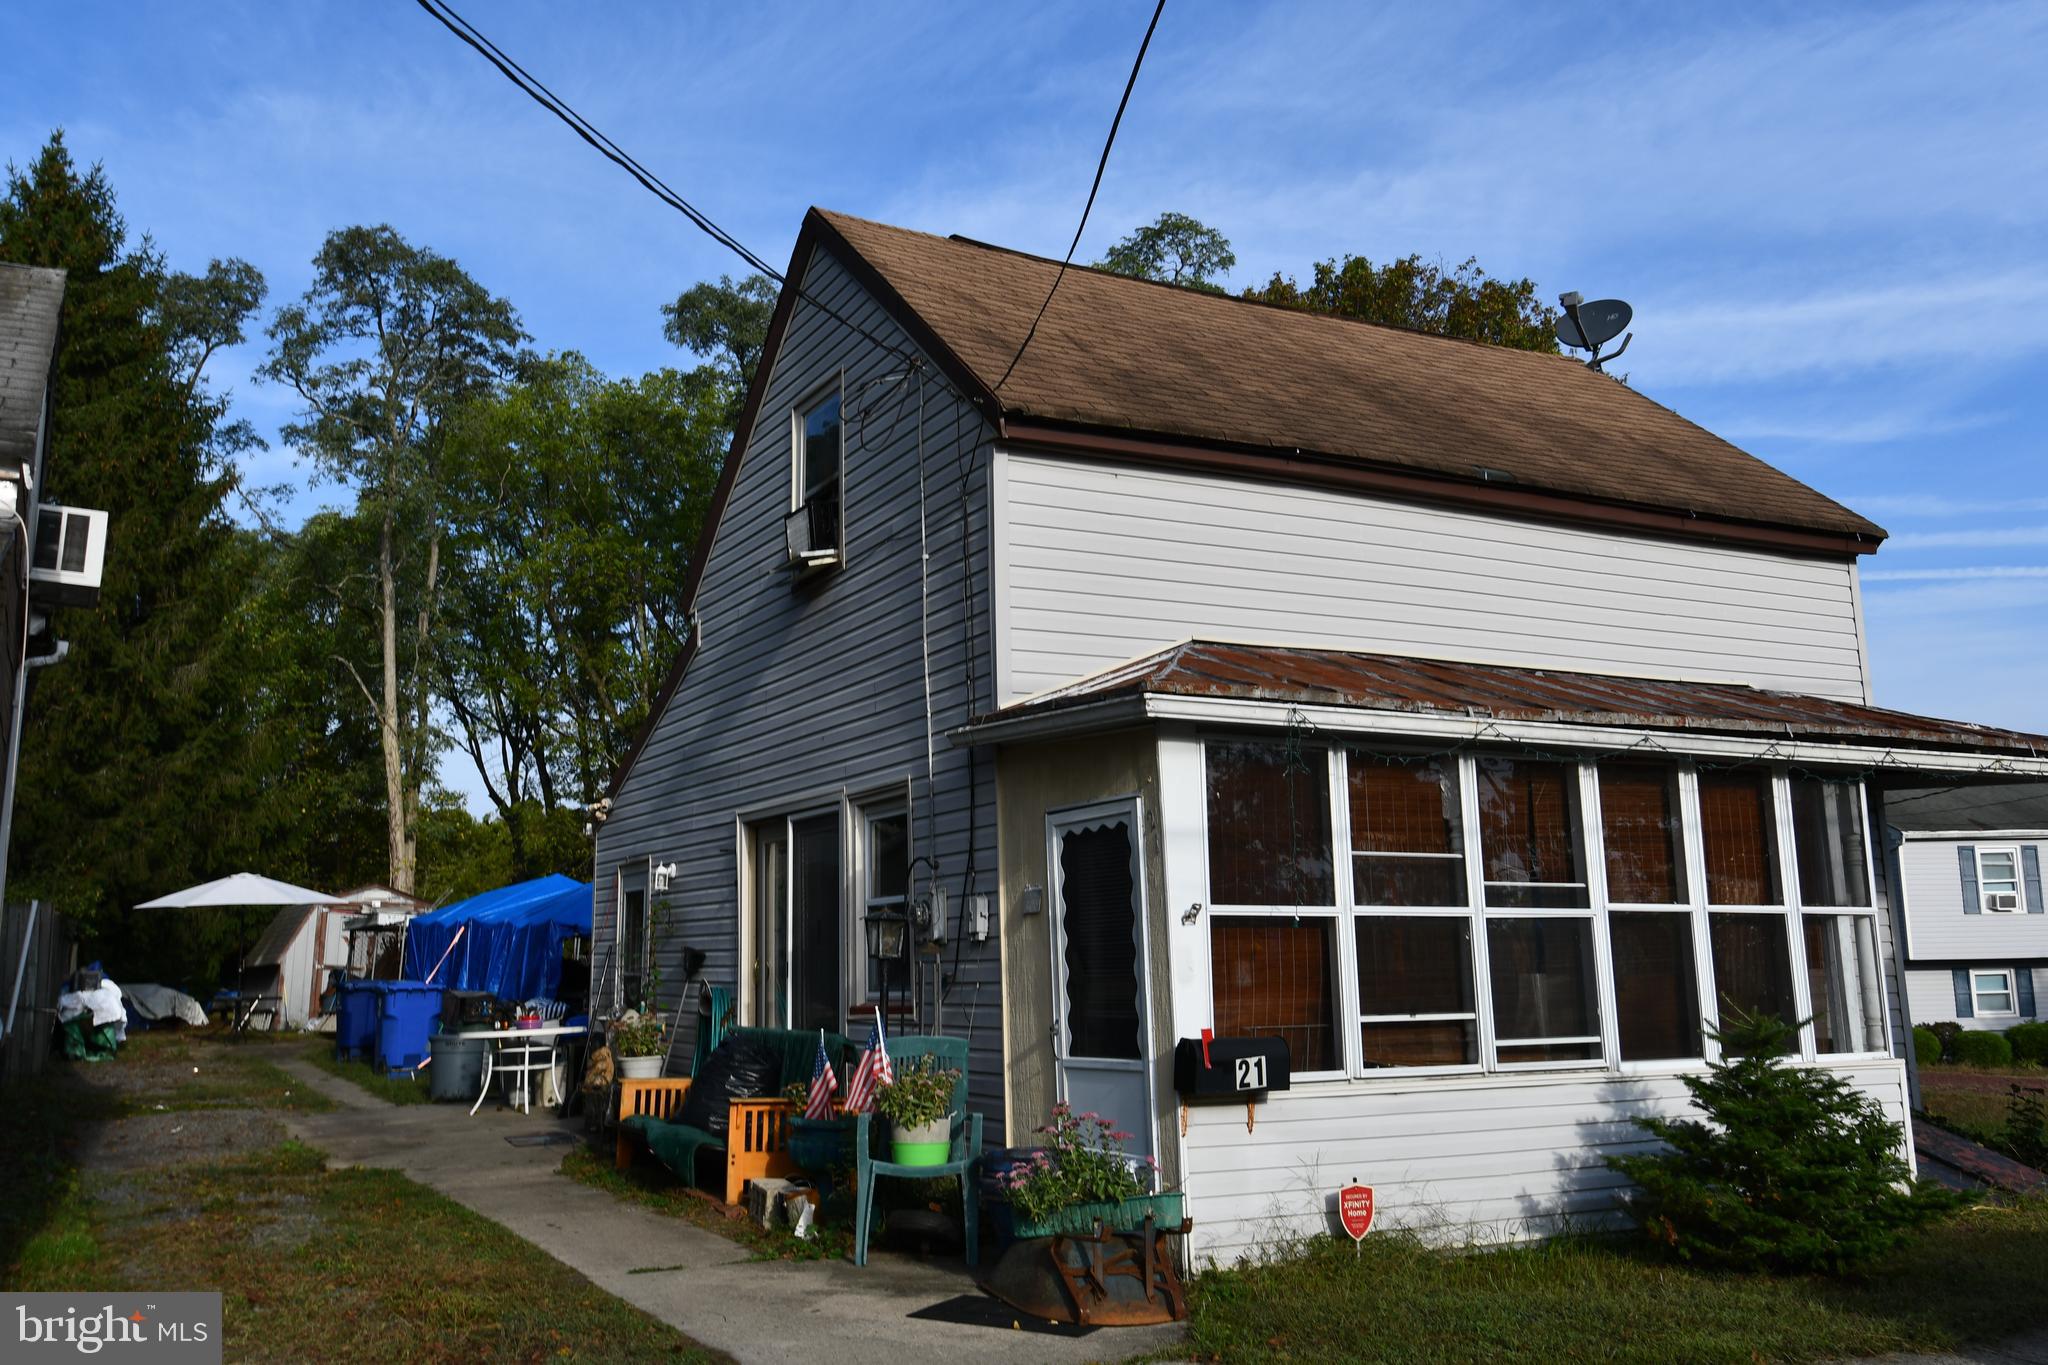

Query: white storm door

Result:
[1048,797,1154,1163]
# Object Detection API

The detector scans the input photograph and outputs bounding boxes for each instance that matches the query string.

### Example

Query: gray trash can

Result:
[427,1031,488,1102]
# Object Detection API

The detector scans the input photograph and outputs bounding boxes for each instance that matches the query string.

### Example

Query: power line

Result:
[414,0,925,370]
[991,0,1166,392]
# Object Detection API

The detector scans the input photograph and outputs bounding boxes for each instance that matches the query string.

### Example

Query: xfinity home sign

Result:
[6,1293,220,1363]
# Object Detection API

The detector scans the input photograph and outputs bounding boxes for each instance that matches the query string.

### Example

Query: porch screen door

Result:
[1049,798,1154,1162]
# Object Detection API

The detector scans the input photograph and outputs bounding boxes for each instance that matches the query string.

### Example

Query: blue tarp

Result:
[401,874,591,1003]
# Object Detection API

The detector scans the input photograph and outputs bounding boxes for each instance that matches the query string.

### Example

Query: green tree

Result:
[1098,212,1237,291]
[439,353,724,849]
[1246,252,1559,351]
[1606,1012,1960,1273]
[661,272,774,420]
[0,134,268,947]
[262,225,524,895]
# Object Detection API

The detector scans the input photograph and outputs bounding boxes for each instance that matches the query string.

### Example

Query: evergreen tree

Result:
[0,134,272,976]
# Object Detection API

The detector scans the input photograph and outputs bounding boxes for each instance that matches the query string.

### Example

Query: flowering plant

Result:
[873,1055,961,1130]
[607,1010,665,1058]
[1001,1103,1157,1225]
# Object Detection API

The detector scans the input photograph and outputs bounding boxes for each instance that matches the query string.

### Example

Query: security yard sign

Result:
[1338,1182,1375,1249]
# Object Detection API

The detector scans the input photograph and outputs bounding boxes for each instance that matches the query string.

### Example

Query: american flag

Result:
[804,1029,838,1119]
[843,1008,894,1114]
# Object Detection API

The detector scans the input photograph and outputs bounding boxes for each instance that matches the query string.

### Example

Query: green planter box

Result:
[1011,1191,1184,1239]
[787,1115,855,1173]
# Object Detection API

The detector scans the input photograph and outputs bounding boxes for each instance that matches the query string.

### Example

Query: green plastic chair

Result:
[853,1035,982,1266]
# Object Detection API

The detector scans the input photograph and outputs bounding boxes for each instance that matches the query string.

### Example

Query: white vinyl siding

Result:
[1179,1058,1909,1263]
[1897,836,2048,960]
[997,455,1870,705]
[1904,964,2046,1030]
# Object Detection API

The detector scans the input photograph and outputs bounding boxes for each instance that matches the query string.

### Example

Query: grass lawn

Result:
[4,1034,728,1363]
[1162,1203,2048,1365]
[298,1037,434,1105]
[1919,1063,2046,1145]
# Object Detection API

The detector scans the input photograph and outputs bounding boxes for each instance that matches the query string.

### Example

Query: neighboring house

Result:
[1886,784,2046,1032]
[592,210,2048,1259]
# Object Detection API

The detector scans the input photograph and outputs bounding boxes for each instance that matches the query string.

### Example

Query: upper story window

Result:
[786,385,843,570]
[1978,848,2022,912]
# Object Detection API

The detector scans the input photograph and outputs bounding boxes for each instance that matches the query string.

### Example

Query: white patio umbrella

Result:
[136,874,337,1025]
[134,872,335,910]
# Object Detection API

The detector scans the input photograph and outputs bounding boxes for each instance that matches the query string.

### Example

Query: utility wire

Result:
[415,0,925,371]
[990,0,1166,392]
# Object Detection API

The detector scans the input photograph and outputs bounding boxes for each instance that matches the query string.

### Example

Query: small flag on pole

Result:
[843,1007,894,1114]
[804,1028,838,1119]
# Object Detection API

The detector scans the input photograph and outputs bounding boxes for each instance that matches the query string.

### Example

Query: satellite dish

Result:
[1555,299,1631,351]
[1555,292,1634,371]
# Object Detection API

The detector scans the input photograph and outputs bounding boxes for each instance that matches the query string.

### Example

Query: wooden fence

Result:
[2,900,74,1085]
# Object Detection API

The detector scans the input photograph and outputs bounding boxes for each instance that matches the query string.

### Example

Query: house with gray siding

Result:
[1884,783,2047,1032]
[594,209,2048,1260]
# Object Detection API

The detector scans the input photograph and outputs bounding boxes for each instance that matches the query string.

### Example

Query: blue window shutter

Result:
[2023,846,2045,914]
[2018,966,2038,1018]
[1953,967,1974,1018]
[1959,845,1980,914]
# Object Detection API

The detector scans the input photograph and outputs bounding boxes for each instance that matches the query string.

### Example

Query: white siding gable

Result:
[1899,835,2048,960]
[995,453,1871,705]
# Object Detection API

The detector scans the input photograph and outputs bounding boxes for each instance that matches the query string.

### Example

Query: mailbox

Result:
[1174,1034,1291,1099]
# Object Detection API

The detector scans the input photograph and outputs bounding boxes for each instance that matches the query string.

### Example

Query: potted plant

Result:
[872,1055,961,1166]
[782,1081,857,1187]
[609,1011,666,1079]
[1001,1104,1181,1237]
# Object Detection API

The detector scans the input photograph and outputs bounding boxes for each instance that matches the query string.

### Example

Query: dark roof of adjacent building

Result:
[814,211,1885,550]
[1884,782,2048,832]
[0,263,66,473]
[248,904,315,967]
[965,639,2048,759]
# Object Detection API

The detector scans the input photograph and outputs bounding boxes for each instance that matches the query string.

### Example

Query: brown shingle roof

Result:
[816,210,1883,543]
[966,640,2048,760]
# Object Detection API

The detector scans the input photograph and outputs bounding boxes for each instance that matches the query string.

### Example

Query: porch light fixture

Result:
[864,906,910,962]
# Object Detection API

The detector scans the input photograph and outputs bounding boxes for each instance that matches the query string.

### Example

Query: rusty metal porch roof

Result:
[960,640,2048,761]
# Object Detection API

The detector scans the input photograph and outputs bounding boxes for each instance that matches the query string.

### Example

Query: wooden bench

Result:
[615,1077,808,1206]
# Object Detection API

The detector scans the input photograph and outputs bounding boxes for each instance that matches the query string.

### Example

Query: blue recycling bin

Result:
[335,982,382,1062]
[374,981,444,1076]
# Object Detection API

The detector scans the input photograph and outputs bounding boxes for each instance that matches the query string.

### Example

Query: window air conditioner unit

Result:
[783,503,839,571]
[1986,891,2021,912]
[30,503,108,609]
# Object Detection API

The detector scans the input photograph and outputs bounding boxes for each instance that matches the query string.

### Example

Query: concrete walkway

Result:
[277,1057,1183,1365]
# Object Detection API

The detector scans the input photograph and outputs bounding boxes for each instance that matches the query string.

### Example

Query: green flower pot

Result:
[1011,1191,1184,1239]
[890,1115,953,1166]
[788,1115,855,1173]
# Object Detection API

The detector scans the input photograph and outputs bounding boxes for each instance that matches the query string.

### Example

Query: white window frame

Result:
[1977,846,2022,912]
[1340,750,1483,1079]
[1195,739,1890,1084]
[743,805,845,1030]
[789,376,846,568]
[855,798,910,1005]
[1972,967,2018,1017]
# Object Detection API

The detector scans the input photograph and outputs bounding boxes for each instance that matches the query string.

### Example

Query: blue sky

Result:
[6,1,2045,811]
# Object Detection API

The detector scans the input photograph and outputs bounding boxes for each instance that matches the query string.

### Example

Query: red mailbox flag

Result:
[1339,1183,1375,1242]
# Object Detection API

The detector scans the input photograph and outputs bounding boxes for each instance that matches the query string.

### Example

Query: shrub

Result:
[1606,1011,1963,1273]
[2002,1085,2048,1168]
[1930,1020,1963,1060]
[1952,1030,2014,1067]
[1912,1026,1943,1068]
[2006,1021,2048,1066]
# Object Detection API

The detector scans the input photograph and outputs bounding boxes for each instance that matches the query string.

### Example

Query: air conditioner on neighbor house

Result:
[1986,891,2022,912]
[30,503,108,609]
[783,502,839,572]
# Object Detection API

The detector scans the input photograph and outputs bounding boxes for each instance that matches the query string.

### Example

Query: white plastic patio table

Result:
[455,1025,587,1116]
